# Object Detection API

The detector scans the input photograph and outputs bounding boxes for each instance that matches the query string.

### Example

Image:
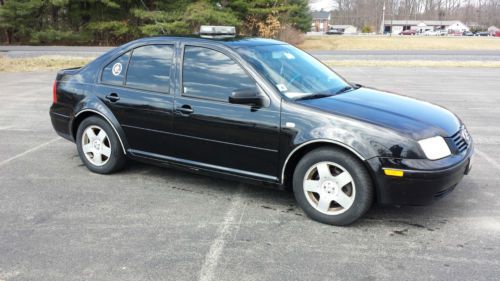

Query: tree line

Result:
[331,0,500,32]
[0,0,311,45]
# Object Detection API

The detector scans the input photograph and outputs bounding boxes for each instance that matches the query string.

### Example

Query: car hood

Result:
[297,87,461,139]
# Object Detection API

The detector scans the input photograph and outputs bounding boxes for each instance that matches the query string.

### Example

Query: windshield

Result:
[236,44,350,99]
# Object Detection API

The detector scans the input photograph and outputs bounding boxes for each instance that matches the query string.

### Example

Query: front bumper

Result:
[367,146,473,205]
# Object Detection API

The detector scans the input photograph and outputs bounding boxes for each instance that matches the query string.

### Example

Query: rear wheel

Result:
[76,116,126,174]
[293,147,373,225]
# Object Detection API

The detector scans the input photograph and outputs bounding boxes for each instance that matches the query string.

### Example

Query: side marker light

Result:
[384,169,404,177]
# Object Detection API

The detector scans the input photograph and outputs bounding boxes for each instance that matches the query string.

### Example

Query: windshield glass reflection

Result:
[236,44,349,99]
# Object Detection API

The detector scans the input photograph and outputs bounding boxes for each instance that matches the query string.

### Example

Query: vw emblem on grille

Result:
[461,126,471,144]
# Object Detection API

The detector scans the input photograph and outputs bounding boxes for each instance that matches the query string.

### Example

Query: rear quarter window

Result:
[101,51,131,85]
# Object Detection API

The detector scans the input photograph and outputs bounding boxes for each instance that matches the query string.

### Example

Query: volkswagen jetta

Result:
[49,26,473,225]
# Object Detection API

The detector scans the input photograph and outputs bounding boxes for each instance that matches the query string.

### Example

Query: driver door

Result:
[171,44,280,180]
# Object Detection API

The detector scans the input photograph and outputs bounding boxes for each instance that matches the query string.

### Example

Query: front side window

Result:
[102,51,131,85]
[182,46,255,101]
[126,45,173,93]
[236,44,350,100]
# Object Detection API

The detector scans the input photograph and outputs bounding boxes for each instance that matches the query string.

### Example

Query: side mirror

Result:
[228,88,267,107]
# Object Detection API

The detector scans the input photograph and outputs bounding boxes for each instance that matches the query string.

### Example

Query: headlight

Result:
[418,136,451,160]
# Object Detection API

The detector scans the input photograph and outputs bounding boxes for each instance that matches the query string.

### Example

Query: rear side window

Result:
[126,45,173,93]
[182,46,255,101]
[102,51,131,85]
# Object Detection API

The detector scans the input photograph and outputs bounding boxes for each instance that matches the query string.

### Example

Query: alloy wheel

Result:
[303,161,356,215]
[81,125,111,166]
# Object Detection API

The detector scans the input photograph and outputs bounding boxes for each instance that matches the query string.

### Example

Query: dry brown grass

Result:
[0,55,93,72]
[2,53,500,73]
[324,60,500,68]
[298,35,500,51]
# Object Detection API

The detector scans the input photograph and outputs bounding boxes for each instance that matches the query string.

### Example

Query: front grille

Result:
[450,130,468,153]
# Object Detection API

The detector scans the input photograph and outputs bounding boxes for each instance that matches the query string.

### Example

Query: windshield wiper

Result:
[333,86,354,95]
[295,93,334,101]
[294,86,355,101]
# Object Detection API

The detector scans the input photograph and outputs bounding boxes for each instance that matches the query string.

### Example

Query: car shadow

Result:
[122,161,451,231]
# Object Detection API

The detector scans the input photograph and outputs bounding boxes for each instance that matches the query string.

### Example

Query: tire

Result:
[76,116,126,174]
[293,147,373,226]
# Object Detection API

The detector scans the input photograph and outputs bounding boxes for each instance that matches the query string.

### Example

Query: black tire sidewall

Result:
[76,116,126,174]
[293,147,373,226]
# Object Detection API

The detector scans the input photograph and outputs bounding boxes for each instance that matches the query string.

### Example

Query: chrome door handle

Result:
[105,93,120,102]
[177,105,194,114]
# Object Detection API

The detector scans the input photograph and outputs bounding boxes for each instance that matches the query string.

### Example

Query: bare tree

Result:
[327,0,499,30]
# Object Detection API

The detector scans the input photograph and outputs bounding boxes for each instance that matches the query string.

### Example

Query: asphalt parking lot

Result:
[1,67,499,281]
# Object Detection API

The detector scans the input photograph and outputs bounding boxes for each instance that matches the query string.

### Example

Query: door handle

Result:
[176,105,194,115]
[105,93,120,102]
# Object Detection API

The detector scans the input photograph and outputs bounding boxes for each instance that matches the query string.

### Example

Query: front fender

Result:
[281,102,421,155]
[278,101,423,182]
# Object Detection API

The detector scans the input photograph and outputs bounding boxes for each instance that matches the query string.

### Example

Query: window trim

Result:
[179,43,267,105]
[99,43,175,95]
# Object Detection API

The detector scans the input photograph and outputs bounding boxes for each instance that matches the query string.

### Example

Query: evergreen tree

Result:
[0,0,312,44]
[225,0,311,36]
[0,0,44,43]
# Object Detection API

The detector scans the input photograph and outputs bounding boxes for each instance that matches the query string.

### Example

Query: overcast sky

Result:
[308,0,337,12]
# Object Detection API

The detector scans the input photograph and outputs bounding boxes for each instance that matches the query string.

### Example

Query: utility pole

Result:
[390,0,394,37]
[380,1,386,34]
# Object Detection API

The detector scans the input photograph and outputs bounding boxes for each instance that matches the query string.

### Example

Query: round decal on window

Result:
[112,63,122,76]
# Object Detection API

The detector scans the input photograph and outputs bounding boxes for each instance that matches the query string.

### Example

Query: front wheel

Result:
[76,116,126,174]
[293,147,373,225]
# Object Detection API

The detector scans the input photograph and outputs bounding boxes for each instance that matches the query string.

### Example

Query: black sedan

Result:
[50,27,473,225]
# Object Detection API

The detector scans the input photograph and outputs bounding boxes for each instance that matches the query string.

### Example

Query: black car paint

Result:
[50,36,473,205]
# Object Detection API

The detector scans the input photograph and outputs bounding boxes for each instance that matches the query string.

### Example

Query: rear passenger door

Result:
[171,44,280,180]
[96,44,176,156]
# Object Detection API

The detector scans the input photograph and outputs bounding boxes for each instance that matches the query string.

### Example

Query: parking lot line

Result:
[198,185,244,281]
[0,137,60,167]
[475,148,500,171]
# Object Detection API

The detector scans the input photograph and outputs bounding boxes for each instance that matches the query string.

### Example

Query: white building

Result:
[446,21,469,33]
[329,25,358,34]
[383,20,469,35]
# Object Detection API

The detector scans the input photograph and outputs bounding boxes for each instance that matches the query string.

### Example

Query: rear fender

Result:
[71,99,129,155]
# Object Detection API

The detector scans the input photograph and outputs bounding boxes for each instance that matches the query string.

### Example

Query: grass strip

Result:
[299,36,500,51]
[0,56,93,72]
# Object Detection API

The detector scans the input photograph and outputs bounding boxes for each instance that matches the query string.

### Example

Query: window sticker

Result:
[112,63,122,76]
[276,84,288,92]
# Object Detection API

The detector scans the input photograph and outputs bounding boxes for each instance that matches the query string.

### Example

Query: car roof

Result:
[91,36,287,71]
[128,35,285,49]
